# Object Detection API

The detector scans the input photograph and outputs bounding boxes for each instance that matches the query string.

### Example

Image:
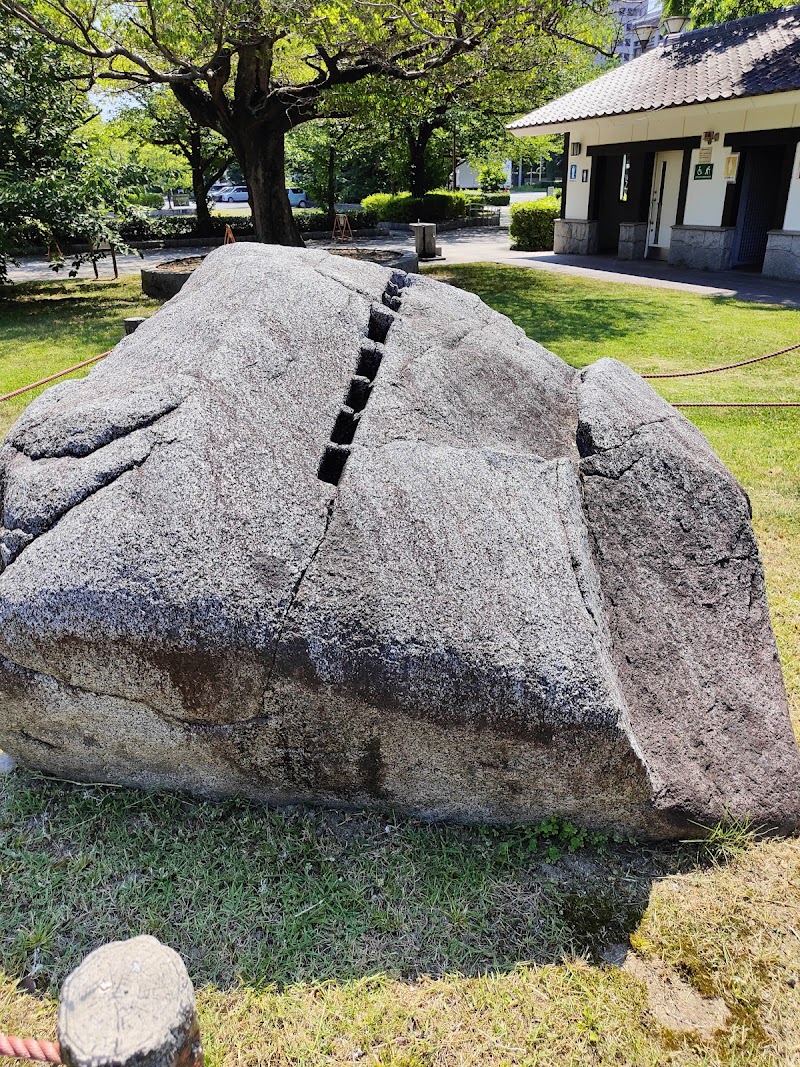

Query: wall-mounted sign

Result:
[694,163,714,181]
[724,154,740,184]
[581,168,589,183]
[698,147,713,164]
[569,163,578,181]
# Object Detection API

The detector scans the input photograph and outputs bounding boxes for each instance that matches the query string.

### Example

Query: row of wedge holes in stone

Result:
[318,274,408,486]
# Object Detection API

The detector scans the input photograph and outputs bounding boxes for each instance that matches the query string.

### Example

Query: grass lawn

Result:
[1,266,799,1066]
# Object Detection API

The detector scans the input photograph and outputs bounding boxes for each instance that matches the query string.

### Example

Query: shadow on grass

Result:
[0,279,158,334]
[0,770,705,993]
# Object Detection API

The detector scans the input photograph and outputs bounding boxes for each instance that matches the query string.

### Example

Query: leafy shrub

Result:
[360,192,395,219]
[481,192,511,207]
[477,159,508,192]
[343,207,377,229]
[361,190,469,223]
[293,208,329,232]
[128,192,164,209]
[116,209,196,242]
[294,207,378,232]
[509,196,561,251]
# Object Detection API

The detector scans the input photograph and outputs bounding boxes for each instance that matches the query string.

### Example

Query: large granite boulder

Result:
[0,244,797,838]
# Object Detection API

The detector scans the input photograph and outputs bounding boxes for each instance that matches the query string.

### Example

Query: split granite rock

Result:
[0,243,797,837]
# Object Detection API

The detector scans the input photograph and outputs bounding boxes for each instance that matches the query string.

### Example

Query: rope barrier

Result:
[674,401,800,408]
[642,341,800,378]
[0,339,797,409]
[0,1035,61,1064]
[0,352,110,404]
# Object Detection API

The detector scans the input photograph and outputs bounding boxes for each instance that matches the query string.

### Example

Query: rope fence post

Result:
[57,937,203,1067]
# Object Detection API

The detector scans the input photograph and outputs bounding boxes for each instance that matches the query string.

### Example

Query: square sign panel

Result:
[694,163,714,180]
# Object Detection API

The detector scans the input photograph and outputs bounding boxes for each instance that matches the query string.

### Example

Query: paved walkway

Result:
[8,227,800,307]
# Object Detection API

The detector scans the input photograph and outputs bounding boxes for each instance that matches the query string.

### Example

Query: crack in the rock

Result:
[576,414,679,459]
[1,444,158,571]
[318,272,409,486]
[264,496,336,689]
[19,729,61,750]
[0,651,187,725]
[9,398,183,461]
[580,452,647,482]
[554,460,598,629]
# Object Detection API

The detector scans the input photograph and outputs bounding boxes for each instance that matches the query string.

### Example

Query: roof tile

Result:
[509,6,800,130]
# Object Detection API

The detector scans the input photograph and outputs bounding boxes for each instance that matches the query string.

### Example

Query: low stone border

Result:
[141,257,205,299]
[142,246,419,299]
[14,229,384,257]
[381,216,500,234]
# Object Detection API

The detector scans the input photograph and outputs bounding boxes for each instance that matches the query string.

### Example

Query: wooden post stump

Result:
[57,936,202,1067]
[123,317,146,336]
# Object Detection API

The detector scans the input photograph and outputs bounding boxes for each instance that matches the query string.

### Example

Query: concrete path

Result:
[8,227,800,307]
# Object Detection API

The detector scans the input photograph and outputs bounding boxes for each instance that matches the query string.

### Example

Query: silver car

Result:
[218,185,249,203]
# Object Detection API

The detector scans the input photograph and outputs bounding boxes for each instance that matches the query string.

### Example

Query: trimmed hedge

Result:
[509,197,561,251]
[361,191,470,223]
[482,192,511,206]
[116,207,377,243]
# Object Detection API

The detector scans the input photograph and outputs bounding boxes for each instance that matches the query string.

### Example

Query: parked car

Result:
[287,187,309,207]
[209,182,233,201]
[218,185,249,203]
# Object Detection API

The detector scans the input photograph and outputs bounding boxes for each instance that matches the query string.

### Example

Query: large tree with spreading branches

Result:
[118,89,232,233]
[1,0,613,246]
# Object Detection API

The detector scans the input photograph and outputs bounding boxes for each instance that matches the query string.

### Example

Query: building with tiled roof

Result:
[508,6,800,279]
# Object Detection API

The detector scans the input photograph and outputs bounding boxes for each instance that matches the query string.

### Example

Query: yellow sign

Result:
[724,154,740,183]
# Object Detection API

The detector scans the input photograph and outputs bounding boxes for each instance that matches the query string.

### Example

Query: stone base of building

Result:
[669,225,735,271]
[554,219,599,255]
[618,222,648,261]
[763,231,800,280]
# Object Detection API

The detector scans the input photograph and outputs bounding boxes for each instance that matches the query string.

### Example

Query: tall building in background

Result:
[612,0,663,62]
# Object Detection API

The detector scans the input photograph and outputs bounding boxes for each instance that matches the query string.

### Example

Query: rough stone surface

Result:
[763,230,800,280]
[669,225,735,271]
[58,936,201,1067]
[554,219,599,256]
[617,222,648,261]
[0,242,798,838]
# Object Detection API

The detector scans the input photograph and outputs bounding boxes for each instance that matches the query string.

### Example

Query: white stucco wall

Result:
[682,140,729,227]
[783,142,800,230]
[528,92,800,226]
[563,136,593,219]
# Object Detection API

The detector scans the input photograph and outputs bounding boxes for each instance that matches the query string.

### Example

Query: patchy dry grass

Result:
[1,266,800,1065]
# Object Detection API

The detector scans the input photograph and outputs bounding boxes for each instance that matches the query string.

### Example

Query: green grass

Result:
[1,266,800,1066]
[0,277,160,438]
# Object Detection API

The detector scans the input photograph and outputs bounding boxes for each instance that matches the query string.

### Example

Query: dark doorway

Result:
[590,152,654,256]
[592,155,626,253]
[732,146,789,269]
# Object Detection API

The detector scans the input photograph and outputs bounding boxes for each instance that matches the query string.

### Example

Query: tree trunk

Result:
[190,135,214,236]
[240,126,303,246]
[327,144,336,223]
[407,124,434,198]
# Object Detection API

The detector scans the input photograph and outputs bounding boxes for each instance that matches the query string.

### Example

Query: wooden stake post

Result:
[58,937,203,1067]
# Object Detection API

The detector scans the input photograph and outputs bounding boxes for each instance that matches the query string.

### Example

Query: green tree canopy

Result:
[662,0,787,25]
[117,89,232,232]
[0,15,124,282]
[1,0,615,246]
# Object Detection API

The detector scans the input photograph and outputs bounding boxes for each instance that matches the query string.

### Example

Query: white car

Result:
[209,182,233,200]
[219,185,249,203]
[287,188,309,207]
